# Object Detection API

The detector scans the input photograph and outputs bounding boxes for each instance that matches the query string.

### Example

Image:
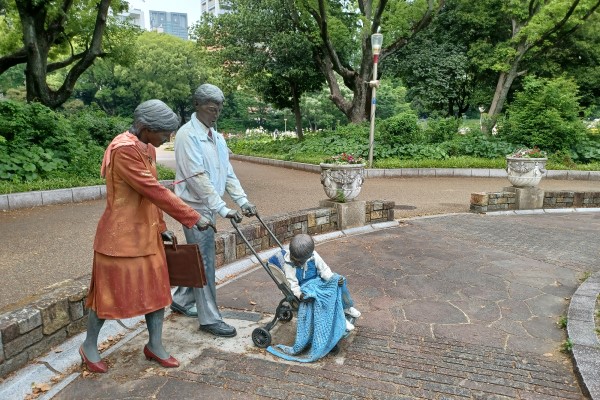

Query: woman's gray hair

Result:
[193,84,224,106]
[130,99,179,134]
[289,234,315,261]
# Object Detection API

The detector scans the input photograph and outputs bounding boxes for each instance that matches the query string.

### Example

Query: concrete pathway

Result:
[27,211,600,399]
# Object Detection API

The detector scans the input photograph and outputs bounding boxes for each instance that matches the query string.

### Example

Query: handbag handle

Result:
[166,235,178,251]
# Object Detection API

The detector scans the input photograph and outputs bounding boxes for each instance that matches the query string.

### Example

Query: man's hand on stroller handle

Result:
[241,201,257,217]
[225,209,243,223]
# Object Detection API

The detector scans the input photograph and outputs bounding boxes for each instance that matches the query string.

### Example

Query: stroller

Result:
[230,213,347,354]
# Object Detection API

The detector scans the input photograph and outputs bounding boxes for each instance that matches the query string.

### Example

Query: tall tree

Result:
[195,0,323,139]
[196,0,445,124]
[75,31,217,120]
[298,0,445,123]
[485,0,600,117]
[0,0,127,108]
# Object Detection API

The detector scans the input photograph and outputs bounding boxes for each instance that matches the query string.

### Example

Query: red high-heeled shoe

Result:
[79,346,108,373]
[143,345,179,368]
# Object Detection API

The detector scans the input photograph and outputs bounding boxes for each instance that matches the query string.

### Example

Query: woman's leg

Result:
[82,310,105,362]
[145,308,169,359]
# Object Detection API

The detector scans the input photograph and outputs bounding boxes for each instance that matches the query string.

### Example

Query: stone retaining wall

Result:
[470,189,600,212]
[0,200,394,378]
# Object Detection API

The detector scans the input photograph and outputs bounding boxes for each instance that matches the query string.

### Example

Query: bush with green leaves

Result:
[445,132,515,158]
[378,111,424,146]
[570,136,600,163]
[499,76,587,153]
[68,108,131,147]
[424,117,461,143]
[0,145,67,181]
[0,100,105,181]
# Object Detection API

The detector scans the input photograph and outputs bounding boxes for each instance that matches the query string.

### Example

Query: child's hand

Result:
[338,276,344,286]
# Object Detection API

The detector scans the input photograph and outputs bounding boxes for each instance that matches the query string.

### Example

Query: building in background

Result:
[149,10,189,40]
[121,1,203,40]
[200,0,231,20]
[116,8,145,30]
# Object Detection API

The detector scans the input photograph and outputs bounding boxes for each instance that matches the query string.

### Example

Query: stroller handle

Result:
[229,211,284,249]
[229,212,285,286]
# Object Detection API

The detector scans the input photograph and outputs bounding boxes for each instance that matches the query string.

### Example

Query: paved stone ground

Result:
[52,212,598,399]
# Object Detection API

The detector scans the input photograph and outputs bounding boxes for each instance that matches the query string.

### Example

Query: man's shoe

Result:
[170,303,198,318]
[200,321,237,337]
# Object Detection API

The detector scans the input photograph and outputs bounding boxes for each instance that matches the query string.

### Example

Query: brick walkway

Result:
[51,212,598,399]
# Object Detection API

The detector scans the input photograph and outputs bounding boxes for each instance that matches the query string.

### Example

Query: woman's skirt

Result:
[86,247,171,319]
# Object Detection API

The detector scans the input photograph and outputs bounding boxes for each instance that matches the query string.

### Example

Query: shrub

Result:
[0,100,106,181]
[445,132,514,158]
[68,108,131,147]
[499,76,586,152]
[424,117,460,143]
[378,111,424,146]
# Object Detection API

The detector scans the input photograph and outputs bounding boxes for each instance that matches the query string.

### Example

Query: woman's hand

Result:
[161,230,175,242]
[196,215,216,232]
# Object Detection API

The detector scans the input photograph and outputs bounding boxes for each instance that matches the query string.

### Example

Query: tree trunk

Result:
[15,0,112,108]
[307,0,441,123]
[487,38,531,118]
[291,83,304,139]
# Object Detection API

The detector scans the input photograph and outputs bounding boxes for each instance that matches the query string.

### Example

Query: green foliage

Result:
[378,111,424,146]
[561,338,573,354]
[156,164,175,180]
[0,100,106,182]
[571,136,600,163]
[68,109,131,147]
[0,144,67,181]
[558,315,568,329]
[500,76,587,152]
[446,132,515,158]
[424,118,461,143]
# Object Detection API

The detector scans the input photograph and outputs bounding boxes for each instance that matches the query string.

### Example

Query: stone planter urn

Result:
[319,163,365,202]
[505,157,548,188]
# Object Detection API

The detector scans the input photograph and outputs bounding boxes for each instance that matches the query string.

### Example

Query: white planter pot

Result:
[506,157,547,188]
[319,163,365,202]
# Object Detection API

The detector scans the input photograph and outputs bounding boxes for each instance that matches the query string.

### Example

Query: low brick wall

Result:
[0,200,394,378]
[470,190,600,212]
[543,191,600,208]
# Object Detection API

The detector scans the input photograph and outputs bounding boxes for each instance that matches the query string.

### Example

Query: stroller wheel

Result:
[278,308,293,322]
[252,327,272,348]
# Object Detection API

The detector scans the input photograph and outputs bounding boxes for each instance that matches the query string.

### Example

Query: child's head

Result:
[289,234,314,266]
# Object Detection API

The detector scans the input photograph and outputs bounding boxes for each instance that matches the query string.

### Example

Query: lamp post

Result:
[284,118,287,133]
[368,30,383,168]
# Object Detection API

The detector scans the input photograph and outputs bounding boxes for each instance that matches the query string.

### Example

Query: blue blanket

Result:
[266,273,347,362]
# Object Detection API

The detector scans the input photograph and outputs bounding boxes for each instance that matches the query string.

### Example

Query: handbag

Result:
[164,235,207,288]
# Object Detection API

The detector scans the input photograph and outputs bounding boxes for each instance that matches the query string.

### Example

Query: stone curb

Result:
[567,272,600,400]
